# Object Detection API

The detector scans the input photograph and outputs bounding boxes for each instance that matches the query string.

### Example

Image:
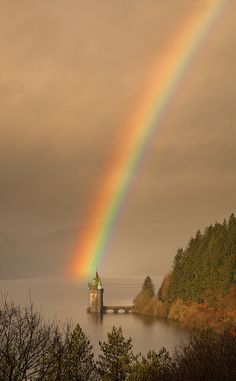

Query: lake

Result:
[0,275,189,354]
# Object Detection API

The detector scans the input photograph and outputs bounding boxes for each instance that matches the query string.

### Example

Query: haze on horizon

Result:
[0,0,236,277]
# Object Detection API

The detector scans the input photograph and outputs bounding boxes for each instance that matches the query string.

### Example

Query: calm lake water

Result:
[0,276,189,354]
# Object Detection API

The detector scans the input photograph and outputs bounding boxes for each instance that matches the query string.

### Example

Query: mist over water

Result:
[0,275,189,354]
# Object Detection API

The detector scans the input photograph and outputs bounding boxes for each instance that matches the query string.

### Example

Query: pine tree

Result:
[142,276,155,298]
[64,323,96,381]
[133,276,155,311]
[97,327,135,381]
[167,213,236,305]
[129,348,171,381]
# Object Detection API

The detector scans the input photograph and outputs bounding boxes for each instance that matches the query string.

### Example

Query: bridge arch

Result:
[103,306,133,314]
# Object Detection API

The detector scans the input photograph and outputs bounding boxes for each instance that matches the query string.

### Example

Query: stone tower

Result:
[87,272,104,314]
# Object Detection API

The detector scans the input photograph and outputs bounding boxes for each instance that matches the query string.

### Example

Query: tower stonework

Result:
[87,272,104,314]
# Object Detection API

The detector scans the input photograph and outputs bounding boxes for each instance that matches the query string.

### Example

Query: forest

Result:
[133,214,236,330]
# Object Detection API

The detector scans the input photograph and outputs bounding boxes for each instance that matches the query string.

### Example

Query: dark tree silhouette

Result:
[0,297,53,380]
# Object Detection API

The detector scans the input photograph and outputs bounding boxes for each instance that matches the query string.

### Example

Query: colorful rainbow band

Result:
[72,0,228,278]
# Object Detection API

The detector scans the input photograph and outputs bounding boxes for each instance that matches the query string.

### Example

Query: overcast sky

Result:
[0,0,236,275]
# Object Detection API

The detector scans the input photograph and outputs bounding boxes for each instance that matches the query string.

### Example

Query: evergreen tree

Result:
[167,214,236,305]
[142,276,155,298]
[97,327,135,381]
[129,348,171,381]
[64,323,96,381]
[45,324,97,381]
[46,326,67,381]
[133,276,155,312]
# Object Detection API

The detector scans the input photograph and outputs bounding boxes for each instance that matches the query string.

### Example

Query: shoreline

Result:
[133,297,236,332]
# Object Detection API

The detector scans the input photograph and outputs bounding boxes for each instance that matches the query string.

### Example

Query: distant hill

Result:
[0,228,78,279]
[0,234,30,278]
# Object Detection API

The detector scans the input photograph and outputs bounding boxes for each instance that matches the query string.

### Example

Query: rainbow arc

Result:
[71,0,228,278]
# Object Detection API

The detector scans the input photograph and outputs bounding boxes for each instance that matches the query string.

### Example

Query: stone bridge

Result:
[103,305,134,314]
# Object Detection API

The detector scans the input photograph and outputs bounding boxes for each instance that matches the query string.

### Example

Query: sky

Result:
[0,0,236,276]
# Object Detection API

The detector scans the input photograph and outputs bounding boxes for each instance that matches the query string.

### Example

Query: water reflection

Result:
[133,313,158,326]
[0,276,190,354]
[87,312,103,325]
[133,313,184,330]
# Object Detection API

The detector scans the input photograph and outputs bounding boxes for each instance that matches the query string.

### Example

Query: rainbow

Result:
[72,0,228,278]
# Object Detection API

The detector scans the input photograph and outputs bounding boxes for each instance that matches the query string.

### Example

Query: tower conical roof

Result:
[88,271,102,290]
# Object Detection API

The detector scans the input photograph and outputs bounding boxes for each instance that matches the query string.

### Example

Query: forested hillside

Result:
[134,214,236,330]
[167,213,236,304]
